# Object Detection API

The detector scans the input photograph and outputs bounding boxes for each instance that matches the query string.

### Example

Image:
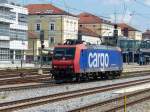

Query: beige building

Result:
[26,4,78,60]
[78,12,122,37]
[118,23,142,40]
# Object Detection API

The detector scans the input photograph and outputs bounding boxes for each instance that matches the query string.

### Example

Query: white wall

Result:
[10,40,28,50]
[82,35,101,44]
[128,31,142,40]
[101,23,114,36]
[63,16,78,33]
[117,27,122,36]
[0,36,10,40]
[135,31,142,40]
[63,16,78,41]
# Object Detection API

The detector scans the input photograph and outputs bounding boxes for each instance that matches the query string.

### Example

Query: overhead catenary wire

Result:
[128,11,136,25]
[25,0,115,36]
[23,0,150,31]
[22,0,150,16]
[38,0,111,19]
[134,0,150,9]
[62,0,70,15]
[121,0,128,23]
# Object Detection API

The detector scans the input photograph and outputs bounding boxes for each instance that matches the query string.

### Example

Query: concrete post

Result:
[13,50,15,63]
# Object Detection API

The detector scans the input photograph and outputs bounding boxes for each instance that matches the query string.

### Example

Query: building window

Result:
[36,24,41,31]
[70,21,73,28]
[0,48,9,61]
[18,13,27,23]
[0,40,9,48]
[80,25,82,27]
[0,24,10,36]
[50,23,55,31]
[49,37,55,44]
[10,12,16,21]
[15,50,22,60]
[10,29,27,40]
[10,50,13,60]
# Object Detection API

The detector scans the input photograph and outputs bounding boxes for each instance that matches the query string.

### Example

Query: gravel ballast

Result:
[0,75,150,103]
[0,75,150,111]
[16,83,150,112]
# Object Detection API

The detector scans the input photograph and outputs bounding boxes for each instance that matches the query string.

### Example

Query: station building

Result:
[26,4,78,63]
[0,0,28,64]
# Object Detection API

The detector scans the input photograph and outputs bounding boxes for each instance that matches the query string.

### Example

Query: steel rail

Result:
[0,69,50,76]
[70,89,150,112]
[0,75,51,86]
[0,77,150,112]
[0,71,149,92]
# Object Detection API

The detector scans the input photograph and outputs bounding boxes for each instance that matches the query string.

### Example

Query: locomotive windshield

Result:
[53,47,76,60]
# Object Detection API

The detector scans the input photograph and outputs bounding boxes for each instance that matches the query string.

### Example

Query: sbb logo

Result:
[88,52,109,69]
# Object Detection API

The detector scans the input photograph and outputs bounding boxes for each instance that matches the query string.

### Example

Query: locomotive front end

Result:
[51,46,77,81]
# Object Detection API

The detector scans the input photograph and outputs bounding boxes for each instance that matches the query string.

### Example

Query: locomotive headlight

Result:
[53,66,57,68]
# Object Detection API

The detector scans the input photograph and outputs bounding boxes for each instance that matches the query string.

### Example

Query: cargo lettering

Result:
[88,53,109,69]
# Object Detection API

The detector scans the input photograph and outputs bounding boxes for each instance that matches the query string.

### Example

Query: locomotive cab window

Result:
[53,47,76,60]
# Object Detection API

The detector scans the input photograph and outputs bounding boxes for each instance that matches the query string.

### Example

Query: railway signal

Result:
[40,30,45,49]
[114,24,118,45]
[40,30,44,43]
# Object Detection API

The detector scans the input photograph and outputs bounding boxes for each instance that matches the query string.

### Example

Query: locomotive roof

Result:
[55,44,121,51]
[55,44,84,48]
[86,44,121,51]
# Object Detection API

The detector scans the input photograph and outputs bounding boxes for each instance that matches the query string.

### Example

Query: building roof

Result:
[26,4,75,16]
[143,30,150,39]
[78,12,102,24]
[143,30,150,35]
[78,12,113,25]
[79,26,99,37]
[118,23,140,32]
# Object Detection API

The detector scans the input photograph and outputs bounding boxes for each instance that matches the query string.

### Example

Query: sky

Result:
[12,0,150,32]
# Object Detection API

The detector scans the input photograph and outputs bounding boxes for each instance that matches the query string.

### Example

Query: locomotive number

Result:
[88,52,109,69]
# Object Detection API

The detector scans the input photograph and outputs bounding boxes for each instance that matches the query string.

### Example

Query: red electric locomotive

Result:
[51,39,123,82]
[51,40,86,81]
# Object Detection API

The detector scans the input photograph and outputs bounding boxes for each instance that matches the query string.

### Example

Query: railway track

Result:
[2,68,147,80]
[0,68,51,86]
[0,77,150,112]
[0,73,38,79]
[0,68,50,76]
[0,82,56,92]
[0,71,150,92]
[0,75,51,86]
[70,88,150,112]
